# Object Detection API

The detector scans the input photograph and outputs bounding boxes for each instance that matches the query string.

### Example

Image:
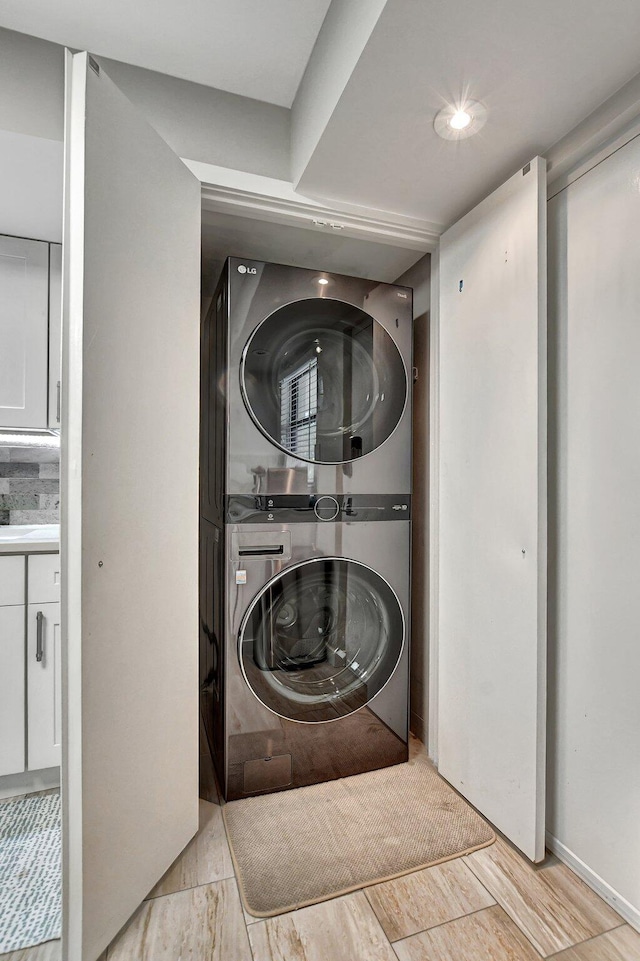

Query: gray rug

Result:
[0,793,61,953]
[223,751,495,917]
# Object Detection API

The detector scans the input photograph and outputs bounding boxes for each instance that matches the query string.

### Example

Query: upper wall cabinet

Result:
[48,244,62,428]
[0,236,49,428]
[0,236,62,430]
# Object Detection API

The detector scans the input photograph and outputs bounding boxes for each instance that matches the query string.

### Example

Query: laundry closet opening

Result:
[197,200,432,800]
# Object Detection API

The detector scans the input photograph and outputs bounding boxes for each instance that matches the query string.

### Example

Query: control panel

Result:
[227,494,411,524]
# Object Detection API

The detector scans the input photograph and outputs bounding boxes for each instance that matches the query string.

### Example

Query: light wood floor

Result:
[3,736,639,961]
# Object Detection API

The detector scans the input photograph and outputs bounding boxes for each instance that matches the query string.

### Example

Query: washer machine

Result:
[202,506,411,800]
[200,259,413,800]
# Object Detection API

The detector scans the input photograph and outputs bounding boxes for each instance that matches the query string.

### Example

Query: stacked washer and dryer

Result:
[200,258,413,801]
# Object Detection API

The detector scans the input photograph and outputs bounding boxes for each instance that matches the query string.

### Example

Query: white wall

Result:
[0,28,63,140]
[0,26,291,180]
[100,58,291,180]
[395,253,430,743]
[547,134,640,924]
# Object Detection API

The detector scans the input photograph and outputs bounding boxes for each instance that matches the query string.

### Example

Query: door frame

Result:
[194,159,441,252]
[193,162,442,757]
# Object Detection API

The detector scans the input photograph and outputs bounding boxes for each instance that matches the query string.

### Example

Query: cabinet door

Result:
[28,552,61,605]
[63,50,200,961]
[27,601,61,771]
[0,605,26,777]
[0,235,49,428]
[438,158,547,862]
[48,244,62,427]
[0,554,25,606]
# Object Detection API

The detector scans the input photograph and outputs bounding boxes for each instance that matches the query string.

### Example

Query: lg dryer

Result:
[201,257,413,514]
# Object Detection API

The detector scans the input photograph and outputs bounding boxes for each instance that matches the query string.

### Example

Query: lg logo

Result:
[237,264,257,275]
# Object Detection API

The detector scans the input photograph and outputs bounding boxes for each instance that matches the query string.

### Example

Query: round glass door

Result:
[239,558,404,722]
[241,299,407,464]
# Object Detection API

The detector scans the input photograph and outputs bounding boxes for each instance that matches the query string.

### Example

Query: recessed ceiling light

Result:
[449,109,471,130]
[434,101,487,141]
[317,277,329,285]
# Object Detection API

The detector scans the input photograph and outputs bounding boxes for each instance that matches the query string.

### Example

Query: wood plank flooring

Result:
[364,858,496,941]
[0,945,61,961]
[394,904,542,961]
[248,891,397,961]
[551,926,640,961]
[3,737,638,961]
[148,799,234,899]
[465,837,623,956]
[108,880,251,961]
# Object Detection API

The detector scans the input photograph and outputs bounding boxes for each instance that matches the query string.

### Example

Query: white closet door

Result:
[438,158,547,862]
[62,51,201,960]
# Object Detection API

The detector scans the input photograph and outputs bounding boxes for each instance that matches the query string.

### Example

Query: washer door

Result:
[239,557,404,722]
[241,298,407,464]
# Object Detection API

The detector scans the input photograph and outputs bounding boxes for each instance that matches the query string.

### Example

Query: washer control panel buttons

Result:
[227,494,411,523]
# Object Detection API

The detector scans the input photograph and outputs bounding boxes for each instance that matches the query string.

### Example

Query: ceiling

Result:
[2,0,640,235]
[294,0,640,227]
[201,210,425,292]
[0,0,331,107]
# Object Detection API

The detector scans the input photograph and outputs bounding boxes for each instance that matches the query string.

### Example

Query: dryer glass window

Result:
[239,558,404,722]
[241,299,406,464]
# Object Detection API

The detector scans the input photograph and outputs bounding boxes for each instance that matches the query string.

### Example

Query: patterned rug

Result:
[0,793,61,953]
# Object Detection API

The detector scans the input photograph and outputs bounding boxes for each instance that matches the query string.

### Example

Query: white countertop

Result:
[0,524,60,554]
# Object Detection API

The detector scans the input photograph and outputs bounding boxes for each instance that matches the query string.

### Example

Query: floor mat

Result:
[0,793,61,953]
[223,751,495,917]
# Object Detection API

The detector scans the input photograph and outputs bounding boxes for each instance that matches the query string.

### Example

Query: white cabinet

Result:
[27,554,61,771]
[0,556,26,777]
[0,235,49,428]
[28,552,61,603]
[48,243,62,427]
[27,602,62,770]
[0,236,62,429]
[0,553,25,605]
[0,552,61,779]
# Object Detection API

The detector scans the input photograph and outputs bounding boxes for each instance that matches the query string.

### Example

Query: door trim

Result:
[190,160,441,252]
[193,159,442,755]
[427,246,440,763]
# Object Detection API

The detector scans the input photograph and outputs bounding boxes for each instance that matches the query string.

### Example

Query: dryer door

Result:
[239,557,405,722]
[241,298,407,463]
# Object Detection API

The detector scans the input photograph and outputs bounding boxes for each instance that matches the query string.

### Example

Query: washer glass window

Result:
[239,558,404,722]
[241,299,407,464]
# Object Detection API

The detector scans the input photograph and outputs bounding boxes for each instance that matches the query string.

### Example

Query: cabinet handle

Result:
[56,382,61,423]
[36,611,44,662]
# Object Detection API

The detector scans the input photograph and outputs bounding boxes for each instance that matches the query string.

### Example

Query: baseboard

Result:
[546,832,640,932]
[0,766,60,800]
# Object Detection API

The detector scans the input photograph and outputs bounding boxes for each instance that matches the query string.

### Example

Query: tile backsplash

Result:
[0,445,60,525]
